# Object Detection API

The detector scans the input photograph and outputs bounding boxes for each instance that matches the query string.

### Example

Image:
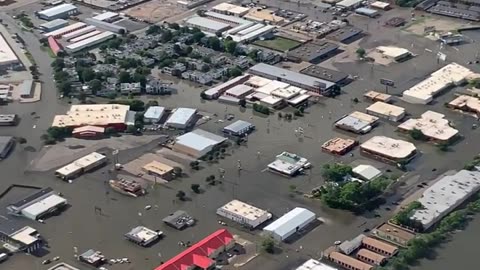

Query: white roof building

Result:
[411,170,480,230]
[21,194,67,220]
[52,104,131,128]
[44,22,86,37]
[217,199,272,228]
[263,207,316,241]
[38,3,77,20]
[165,108,197,129]
[144,106,165,123]
[212,3,250,16]
[124,226,161,246]
[255,80,290,95]
[92,12,119,22]
[55,152,107,180]
[296,259,339,270]
[397,111,459,142]
[65,31,116,53]
[376,46,411,61]
[0,33,18,66]
[245,75,272,88]
[366,101,405,122]
[360,136,417,162]
[337,0,363,8]
[185,16,231,34]
[173,129,226,158]
[268,152,310,176]
[403,63,474,104]
[353,165,382,181]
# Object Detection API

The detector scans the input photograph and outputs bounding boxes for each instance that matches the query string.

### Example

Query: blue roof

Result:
[263,207,315,238]
[144,106,165,120]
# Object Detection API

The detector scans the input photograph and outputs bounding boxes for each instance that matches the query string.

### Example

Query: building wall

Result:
[172,143,205,158]
[39,9,78,20]
[267,214,316,241]
[366,109,404,122]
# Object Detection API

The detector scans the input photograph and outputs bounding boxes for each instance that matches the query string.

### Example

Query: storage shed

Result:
[263,207,316,241]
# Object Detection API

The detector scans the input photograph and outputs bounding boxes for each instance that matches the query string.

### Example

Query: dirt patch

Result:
[124,0,185,23]
[404,16,473,36]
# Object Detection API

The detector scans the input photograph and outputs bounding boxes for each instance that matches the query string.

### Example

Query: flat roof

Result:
[296,259,339,270]
[218,199,270,222]
[371,1,391,8]
[448,95,480,113]
[357,248,386,263]
[63,25,96,39]
[326,26,362,42]
[223,120,254,133]
[337,0,363,7]
[397,110,458,141]
[55,152,106,176]
[353,164,382,180]
[245,75,272,88]
[66,31,115,51]
[366,101,405,117]
[0,33,18,65]
[21,194,67,218]
[212,3,250,14]
[225,84,253,96]
[144,106,165,120]
[288,42,339,62]
[350,111,379,124]
[288,93,311,105]
[360,136,416,159]
[92,11,119,21]
[271,85,303,99]
[362,236,398,254]
[329,252,373,270]
[175,129,226,152]
[186,16,230,32]
[403,63,473,103]
[264,207,315,237]
[45,22,86,37]
[166,108,197,126]
[249,63,335,90]
[125,226,159,242]
[364,91,392,102]
[255,80,290,95]
[261,95,283,105]
[322,137,356,153]
[40,18,68,29]
[205,74,250,96]
[375,223,416,241]
[230,25,276,42]
[376,46,411,58]
[143,160,174,175]
[69,30,102,43]
[244,8,285,23]
[335,112,378,133]
[0,114,16,122]
[10,226,39,245]
[205,11,251,25]
[38,3,77,17]
[356,7,379,15]
[72,125,105,133]
[52,104,130,127]
[300,65,349,83]
[411,170,480,229]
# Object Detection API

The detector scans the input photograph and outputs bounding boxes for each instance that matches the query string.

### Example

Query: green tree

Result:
[207,37,222,51]
[54,70,69,82]
[192,31,205,43]
[248,49,259,61]
[321,163,352,182]
[58,81,72,95]
[89,79,102,95]
[224,40,237,54]
[173,166,183,176]
[410,128,427,141]
[118,71,131,83]
[191,184,200,193]
[261,237,275,253]
[239,99,246,107]
[161,30,173,43]
[356,48,366,59]
[169,22,180,30]
[176,190,186,201]
[228,67,242,78]
[81,68,95,82]
[126,125,137,134]
[146,25,161,35]
[146,100,159,108]
[105,127,117,135]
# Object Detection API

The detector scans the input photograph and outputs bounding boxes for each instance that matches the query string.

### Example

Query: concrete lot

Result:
[2,2,480,270]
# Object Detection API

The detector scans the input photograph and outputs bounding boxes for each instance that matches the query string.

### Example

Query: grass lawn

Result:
[254,37,301,52]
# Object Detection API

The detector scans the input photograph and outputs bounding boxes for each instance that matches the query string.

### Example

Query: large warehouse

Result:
[55,152,107,180]
[217,199,272,228]
[52,104,133,130]
[172,129,226,158]
[7,187,67,220]
[38,3,78,21]
[165,107,197,129]
[263,207,316,241]
[65,31,116,53]
[0,33,19,68]
[360,136,417,163]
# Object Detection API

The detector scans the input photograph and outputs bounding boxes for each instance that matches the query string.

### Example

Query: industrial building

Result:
[40,19,68,32]
[403,63,473,104]
[411,170,480,230]
[338,234,365,255]
[249,63,335,95]
[48,36,62,56]
[448,95,480,115]
[212,3,250,16]
[185,16,231,35]
[165,107,197,129]
[366,101,405,122]
[143,106,165,123]
[124,226,161,247]
[375,46,412,62]
[336,0,363,9]
[55,152,107,180]
[263,207,316,241]
[203,74,250,99]
[155,229,235,270]
[0,114,17,126]
[227,24,276,43]
[334,111,379,134]
[370,1,391,9]
[361,236,398,257]
[326,26,363,43]
[65,31,116,53]
[224,84,254,98]
[0,225,42,254]
[92,12,120,22]
[372,223,416,247]
[83,18,127,34]
[287,41,339,63]
[355,7,379,17]
[352,165,382,181]
[301,65,349,84]
[356,248,386,266]
[0,33,19,68]
[78,249,106,267]
[37,3,78,20]
[268,151,311,176]
[244,8,286,25]
[0,136,14,159]
[363,91,392,103]
[63,25,97,41]
[295,259,339,270]
[173,129,226,158]
[327,251,373,270]
[48,263,80,270]
[44,22,87,38]
[322,137,357,155]
[163,210,195,230]
[360,136,417,163]
[216,199,272,228]
[52,104,133,130]
[6,187,67,220]
[223,120,255,136]
[142,161,174,181]
[397,111,459,142]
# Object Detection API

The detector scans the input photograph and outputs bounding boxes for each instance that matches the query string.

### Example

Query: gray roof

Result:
[186,16,230,32]
[335,115,371,132]
[38,3,77,17]
[19,80,33,96]
[301,65,349,83]
[337,0,362,7]
[83,18,127,32]
[287,42,339,63]
[223,120,254,133]
[163,210,194,229]
[356,7,379,15]
[9,187,52,209]
[338,234,365,255]
[166,108,196,126]
[263,207,315,239]
[40,19,68,29]
[175,129,226,152]
[327,26,363,43]
[144,106,165,120]
[48,262,81,270]
[249,63,335,90]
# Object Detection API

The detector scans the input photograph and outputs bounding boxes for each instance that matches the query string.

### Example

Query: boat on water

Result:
[109,179,146,197]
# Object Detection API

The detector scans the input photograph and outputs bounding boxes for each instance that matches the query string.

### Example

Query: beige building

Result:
[328,251,373,270]
[362,236,398,257]
[366,101,405,122]
[372,223,416,247]
[216,199,272,228]
[52,104,132,130]
[360,136,416,163]
[172,129,226,158]
[244,9,285,25]
[212,3,250,16]
[397,111,458,142]
[448,95,480,115]
[142,161,174,181]
[364,91,392,103]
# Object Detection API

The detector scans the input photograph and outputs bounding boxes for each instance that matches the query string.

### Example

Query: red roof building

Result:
[155,229,235,270]
[47,36,63,56]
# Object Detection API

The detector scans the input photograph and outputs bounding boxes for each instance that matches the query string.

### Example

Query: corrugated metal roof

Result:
[21,194,66,218]
[263,207,315,238]
[38,3,77,17]
[166,108,196,126]
[223,120,254,133]
[186,16,230,32]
